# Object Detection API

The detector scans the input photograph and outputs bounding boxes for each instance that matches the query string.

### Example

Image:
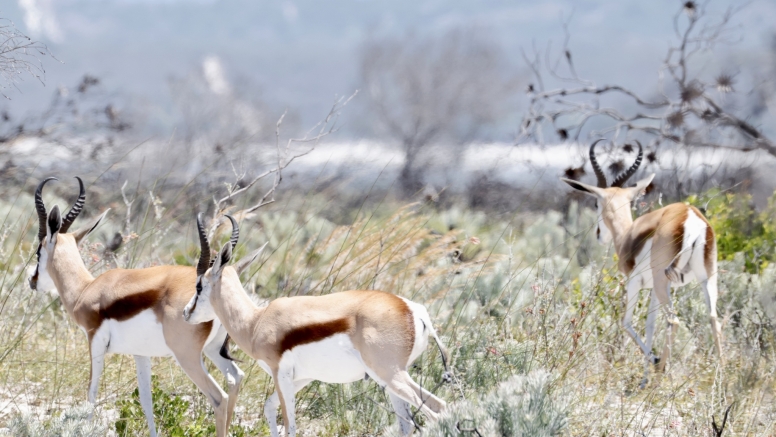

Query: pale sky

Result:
[3,0,775,140]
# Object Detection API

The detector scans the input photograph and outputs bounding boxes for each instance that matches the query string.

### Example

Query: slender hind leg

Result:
[265,377,313,437]
[204,330,244,431]
[652,273,678,373]
[640,290,660,388]
[134,356,158,437]
[390,393,415,436]
[700,273,724,361]
[382,371,445,422]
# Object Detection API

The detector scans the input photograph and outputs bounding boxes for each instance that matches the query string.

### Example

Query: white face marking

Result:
[596,201,612,245]
[184,276,217,324]
[30,239,57,294]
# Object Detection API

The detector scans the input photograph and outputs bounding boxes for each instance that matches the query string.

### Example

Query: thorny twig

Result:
[208,91,358,236]
[0,18,55,98]
[711,403,733,437]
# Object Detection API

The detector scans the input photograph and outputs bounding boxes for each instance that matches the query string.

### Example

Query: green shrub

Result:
[687,189,776,273]
[114,376,250,437]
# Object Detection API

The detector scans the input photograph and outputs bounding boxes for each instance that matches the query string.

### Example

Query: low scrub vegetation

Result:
[0,181,774,436]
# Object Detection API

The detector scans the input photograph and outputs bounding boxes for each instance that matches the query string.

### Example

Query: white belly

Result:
[284,334,367,383]
[104,309,174,357]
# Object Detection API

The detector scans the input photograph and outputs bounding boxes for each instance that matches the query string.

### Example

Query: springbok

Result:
[29,177,244,437]
[561,140,723,386]
[183,215,451,437]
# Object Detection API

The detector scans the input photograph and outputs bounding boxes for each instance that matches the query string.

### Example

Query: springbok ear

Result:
[72,209,111,245]
[560,178,607,198]
[234,243,268,275]
[47,205,62,241]
[212,243,232,275]
[626,174,656,200]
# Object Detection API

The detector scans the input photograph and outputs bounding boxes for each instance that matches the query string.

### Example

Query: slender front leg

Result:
[274,367,300,437]
[134,356,158,437]
[264,391,281,437]
[204,333,245,431]
[172,350,229,437]
[265,379,312,437]
[88,333,109,406]
[622,278,652,358]
[389,393,415,436]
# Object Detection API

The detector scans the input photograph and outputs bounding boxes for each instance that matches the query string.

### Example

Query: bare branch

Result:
[518,3,776,161]
[208,91,357,235]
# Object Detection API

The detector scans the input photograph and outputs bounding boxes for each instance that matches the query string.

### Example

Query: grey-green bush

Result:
[426,370,567,437]
[2,404,107,437]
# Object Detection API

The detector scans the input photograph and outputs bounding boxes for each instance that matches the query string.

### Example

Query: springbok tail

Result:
[420,312,452,382]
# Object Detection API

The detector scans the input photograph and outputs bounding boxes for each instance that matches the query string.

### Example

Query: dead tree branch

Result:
[208,91,358,236]
[518,2,776,159]
[0,18,54,98]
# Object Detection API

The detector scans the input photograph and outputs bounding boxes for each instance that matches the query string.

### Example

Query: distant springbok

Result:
[183,215,451,436]
[561,141,723,386]
[29,177,244,437]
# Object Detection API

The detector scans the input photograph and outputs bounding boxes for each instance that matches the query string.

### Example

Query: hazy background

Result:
[3,0,775,137]
[1,0,776,210]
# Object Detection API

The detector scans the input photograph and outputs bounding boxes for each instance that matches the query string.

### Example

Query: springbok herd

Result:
[26,141,723,436]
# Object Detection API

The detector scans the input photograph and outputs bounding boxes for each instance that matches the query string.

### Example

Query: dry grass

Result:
[0,178,774,436]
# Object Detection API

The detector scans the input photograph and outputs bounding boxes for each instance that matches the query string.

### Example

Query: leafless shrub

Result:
[168,57,281,154]
[0,74,131,165]
[0,18,53,98]
[519,3,776,159]
[360,28,518,196]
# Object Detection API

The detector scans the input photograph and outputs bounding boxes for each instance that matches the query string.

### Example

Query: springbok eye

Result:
[196,279,202,294]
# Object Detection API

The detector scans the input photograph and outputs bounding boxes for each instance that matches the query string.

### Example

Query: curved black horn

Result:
[35,177,58,241]
[196,213,211,276]
[589,139,608,188]
[611,141,643,187]
[59,176,86,233]
[225,215,239,250]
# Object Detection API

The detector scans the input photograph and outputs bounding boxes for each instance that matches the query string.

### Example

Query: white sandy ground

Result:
[11,137,772,196]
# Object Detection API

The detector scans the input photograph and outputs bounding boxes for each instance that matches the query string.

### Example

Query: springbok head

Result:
[29,177,109,292]
[561,140,654,244]
[183,214,263,324]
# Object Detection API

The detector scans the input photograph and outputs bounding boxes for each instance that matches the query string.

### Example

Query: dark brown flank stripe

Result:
[82,288,214,347]
[100,289,163,322]
[704,225,715,272]
[83,289,164,339]
[624,225,656,274]
[279,318,352,354]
